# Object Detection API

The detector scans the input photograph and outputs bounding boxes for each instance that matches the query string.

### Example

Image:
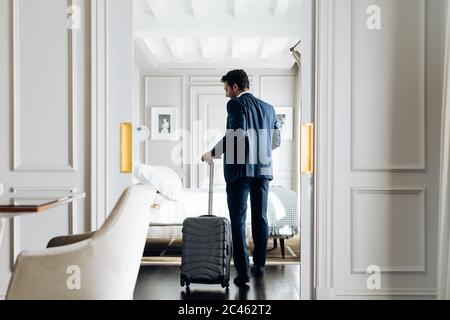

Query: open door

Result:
[315,0,446,299]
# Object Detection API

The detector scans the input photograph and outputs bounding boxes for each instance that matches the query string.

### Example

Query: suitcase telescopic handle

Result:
[208,163,214,216]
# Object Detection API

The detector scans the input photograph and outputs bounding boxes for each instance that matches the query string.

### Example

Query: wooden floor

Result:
[134,265,300,300]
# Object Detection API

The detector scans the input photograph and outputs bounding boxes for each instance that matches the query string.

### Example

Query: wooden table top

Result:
[0,193,86,218]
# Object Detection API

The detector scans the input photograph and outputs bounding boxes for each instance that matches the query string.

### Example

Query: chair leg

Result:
[280,239,286,259]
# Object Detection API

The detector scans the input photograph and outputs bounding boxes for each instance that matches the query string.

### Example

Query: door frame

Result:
[298,0,318,300]
[92,0,320,300]
[90,0,109,231]
[90,0,134,230]
[313,0,334,299]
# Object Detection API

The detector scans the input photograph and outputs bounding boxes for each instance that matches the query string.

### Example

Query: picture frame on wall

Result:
[274,106,294,141]
[150,107,178,141]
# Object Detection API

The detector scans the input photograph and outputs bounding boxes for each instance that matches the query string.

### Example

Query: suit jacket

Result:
[211,93,281,184]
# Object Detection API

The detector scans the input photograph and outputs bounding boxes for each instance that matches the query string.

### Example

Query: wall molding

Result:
[12,0,78,173]
[314,0,337,296]
[350,0,426,172]
[90,0,109,231]
[190,76,222,85]
[333,287,436,298]
[317,286,436,299]
[350,187,426,274]
[10,187,78,270]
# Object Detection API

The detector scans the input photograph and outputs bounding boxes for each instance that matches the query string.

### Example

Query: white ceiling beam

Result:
[234,0,247,17]
[199,38,211,59]
[135,39,159,67]
[152,58,296,70]
[146,0,165,19]
[273,0,291,18]
[232,38,241,59]
[166,38,183,59]
[260,38,275,59]
[134,14,301,38]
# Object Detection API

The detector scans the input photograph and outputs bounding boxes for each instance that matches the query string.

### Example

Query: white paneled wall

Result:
[0,0,90,297]
[107,0,134,214]
[260,76,297,188]
[315,0,446,299]
[137,71,299,191]
[143,76,186,182]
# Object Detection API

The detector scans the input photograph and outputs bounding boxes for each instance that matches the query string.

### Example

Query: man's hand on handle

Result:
[201,151,215,165]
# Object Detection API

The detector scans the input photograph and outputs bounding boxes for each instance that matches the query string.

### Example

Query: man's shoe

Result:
[251,265,265,278]
[233,275,250,288]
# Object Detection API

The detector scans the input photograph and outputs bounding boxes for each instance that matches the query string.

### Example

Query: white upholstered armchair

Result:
[6,185,156,300]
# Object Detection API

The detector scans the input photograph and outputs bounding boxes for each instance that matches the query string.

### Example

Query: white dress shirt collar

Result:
[237,91,252,98]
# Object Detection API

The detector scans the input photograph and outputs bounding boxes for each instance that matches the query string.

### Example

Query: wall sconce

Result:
[120,123,133,174]
[135,125,150,142]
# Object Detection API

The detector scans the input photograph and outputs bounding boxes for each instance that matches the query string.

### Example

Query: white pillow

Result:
[135,164,182,201]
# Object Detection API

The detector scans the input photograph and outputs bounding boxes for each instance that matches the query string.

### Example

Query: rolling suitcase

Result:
[180,163,232,290]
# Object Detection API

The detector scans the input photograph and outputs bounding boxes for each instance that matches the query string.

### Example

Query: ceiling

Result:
[134,0,303,70]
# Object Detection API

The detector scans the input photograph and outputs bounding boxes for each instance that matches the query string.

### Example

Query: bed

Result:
[135,163,299,258]
[150,186,299,240]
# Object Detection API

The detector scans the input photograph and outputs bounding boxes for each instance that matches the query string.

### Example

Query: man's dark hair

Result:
[221,70,250,91]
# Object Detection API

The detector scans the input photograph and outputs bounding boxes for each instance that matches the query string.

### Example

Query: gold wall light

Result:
[120,123,133,174]
[301,123,315,175]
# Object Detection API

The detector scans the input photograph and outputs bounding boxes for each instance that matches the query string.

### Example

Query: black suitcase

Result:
[180,163,232,290]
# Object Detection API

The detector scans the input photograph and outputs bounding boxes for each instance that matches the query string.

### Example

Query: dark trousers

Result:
[226,177,270,277]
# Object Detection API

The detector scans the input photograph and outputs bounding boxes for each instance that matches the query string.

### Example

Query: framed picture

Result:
[150,107,178,141]
[274,107,294,141]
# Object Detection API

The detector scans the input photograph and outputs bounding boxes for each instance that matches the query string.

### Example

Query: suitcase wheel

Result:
[221,281,230,291]
[181,280,190,289]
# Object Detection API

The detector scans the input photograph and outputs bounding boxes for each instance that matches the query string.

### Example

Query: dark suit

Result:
[212,93,281,277]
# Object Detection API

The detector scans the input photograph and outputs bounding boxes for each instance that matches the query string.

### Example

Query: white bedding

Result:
[150,187,254,226]
[148,185,299,238]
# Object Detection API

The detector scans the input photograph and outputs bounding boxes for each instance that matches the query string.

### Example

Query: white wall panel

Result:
[351,0,425,171]
[13,0,77,172]
[108,0,134,213]
[260,76,296,189]
[0,0,90,297]
[351,188,425,273]
[316,0,445,299]
[144,77,185,179]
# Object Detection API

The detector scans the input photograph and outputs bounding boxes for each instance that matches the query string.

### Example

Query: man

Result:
[202,70,281,288]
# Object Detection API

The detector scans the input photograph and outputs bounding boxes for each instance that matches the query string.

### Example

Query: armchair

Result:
[6,185,157,300]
